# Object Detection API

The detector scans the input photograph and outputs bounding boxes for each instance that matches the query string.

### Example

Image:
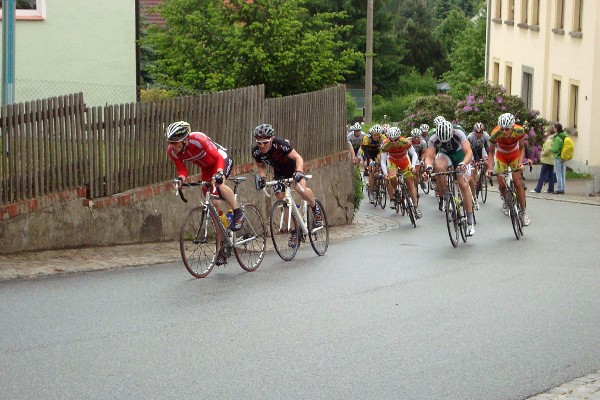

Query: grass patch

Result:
[566,169,592,179]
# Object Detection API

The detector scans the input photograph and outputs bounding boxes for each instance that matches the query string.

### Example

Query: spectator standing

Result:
[531,126,556,193]
[550,123,567,194]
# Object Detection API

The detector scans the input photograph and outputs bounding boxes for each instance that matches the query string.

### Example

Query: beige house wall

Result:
[487,0,600,181]
[0,0,137,106]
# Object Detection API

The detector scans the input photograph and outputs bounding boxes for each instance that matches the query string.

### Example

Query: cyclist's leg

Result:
[368,161,376,195]
[386,163,398,205]
[433,153,450,193]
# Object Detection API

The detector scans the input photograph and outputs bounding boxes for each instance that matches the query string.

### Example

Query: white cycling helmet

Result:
[419,124,430,132]
[473,122,484,132]
[369,124,383,134]
[386,127,402,139]
[433,116,446,127]
[350,122,362,131]
[436,121,454,142]
[498,113,515,129]
[254,123,275,138]
[166,121,191,142]
[410,128,422,138]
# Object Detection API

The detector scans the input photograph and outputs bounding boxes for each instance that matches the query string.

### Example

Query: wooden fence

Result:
[0,84,347,205]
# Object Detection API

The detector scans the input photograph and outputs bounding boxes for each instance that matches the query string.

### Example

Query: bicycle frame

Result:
[264,177,311,236]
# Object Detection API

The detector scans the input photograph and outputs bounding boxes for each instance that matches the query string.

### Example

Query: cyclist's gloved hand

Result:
[458,162,466,172]
[292,171,305,183]
[212,172,224,185]
[426,165,433,175]
[258,176,266,190]
[174,177,183,190]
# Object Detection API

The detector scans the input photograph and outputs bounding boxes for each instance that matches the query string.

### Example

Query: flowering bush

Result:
[399,82,549,163]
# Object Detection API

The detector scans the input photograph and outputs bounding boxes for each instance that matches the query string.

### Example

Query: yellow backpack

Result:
[560,136,574,161]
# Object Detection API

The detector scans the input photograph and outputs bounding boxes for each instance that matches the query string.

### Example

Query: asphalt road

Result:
[1,189,599,399]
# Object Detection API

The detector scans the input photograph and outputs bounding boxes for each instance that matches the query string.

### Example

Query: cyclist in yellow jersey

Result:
[361,124,386,203]
[380,127,422,218]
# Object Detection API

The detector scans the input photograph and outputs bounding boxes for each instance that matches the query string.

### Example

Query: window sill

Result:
[552,28,565,35]
[569,31,583,38]
[517,23,529,29]
[504,20,515,26]
[529,25,540,31]
[492,18,502,24]
[0,15,45,20]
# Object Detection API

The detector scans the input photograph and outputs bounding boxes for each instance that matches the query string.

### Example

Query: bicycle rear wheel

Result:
[445,195,459,247]
[373,179,380,208]
[269,200,300,261]
[234,204,267,271]
[179,206,219,278]
[307,199,329,256]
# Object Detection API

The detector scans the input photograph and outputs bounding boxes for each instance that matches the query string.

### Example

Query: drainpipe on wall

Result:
[485,0,491,81]
[2,0,16,106]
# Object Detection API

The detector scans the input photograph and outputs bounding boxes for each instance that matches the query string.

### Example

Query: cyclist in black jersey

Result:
[252,124,323,227]
[467,122,490,210]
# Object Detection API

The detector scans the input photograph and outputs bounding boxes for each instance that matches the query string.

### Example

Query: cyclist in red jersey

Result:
[166,121,245,231]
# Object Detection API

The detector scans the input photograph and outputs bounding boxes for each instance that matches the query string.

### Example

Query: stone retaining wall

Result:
[0,151,354,254]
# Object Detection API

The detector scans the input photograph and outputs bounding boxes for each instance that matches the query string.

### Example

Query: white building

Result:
[486,0,599,189]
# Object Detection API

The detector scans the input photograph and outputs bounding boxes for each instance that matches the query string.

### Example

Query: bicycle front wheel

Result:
[478,168,488,203]
[379,180,387,209]
[270,200,300,261]
[445,196,459,247]
[508,192,523,240]
[234,204,266,272]
[403,186,416,228]
[308,199,329,256]
[421,176,430,194]
[179,207,219,278]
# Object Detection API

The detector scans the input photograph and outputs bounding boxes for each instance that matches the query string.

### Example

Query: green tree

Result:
[144,0,360,97]
[433,8,469,52]
[441,11,486,98]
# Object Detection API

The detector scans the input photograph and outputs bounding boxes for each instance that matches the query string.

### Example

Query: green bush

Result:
[399,94,457,132]
[372,93,421,125]
[397,68,438,97]
[353,166,364,213]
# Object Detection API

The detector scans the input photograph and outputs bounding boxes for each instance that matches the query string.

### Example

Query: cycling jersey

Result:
[360,133,385,162]
[167,132,231,182]
[380,137,418,175]
[489,124,525,171]
[467,131,490,161]
[410,137,427,158]
[347,131,365,155]
[252,136,296,179]
[428,128,469,168]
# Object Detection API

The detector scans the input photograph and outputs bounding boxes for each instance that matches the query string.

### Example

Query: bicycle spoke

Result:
[179,207,218,278]
[269,200,299,261]
[234,204,266,272]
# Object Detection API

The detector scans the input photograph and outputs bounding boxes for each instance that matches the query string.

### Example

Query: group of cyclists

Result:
[166,120,324,238]
[164,110,531,256]
[347,112,532,237]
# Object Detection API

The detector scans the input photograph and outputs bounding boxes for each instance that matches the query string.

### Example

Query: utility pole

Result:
[365,0,373,123]
[2,0,16,106]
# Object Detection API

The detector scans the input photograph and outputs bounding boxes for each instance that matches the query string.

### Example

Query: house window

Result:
[505,64,513,94]
[572,0,583,32]
[531,0,540,25]
[552,77,561,121]
[508,0,515,21]
[555,0,565,29]
[522,70,533,109]
[520,0,529,24]
[493,61,500,85]
[568,82,579,129]
[495,0,502,19]
[0,0,46,20]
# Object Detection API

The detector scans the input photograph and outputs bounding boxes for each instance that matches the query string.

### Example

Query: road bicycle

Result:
[264,176,329,261]
[474,159,488,203]
[372,172,387,209]
[390,173,417,228]
[492,167,524,240]
[176,177,267,278]
[432,168,469,247]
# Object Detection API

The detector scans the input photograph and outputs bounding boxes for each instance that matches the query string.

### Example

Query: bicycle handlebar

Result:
[173,180,212,203]
[262,175,313,198]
